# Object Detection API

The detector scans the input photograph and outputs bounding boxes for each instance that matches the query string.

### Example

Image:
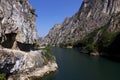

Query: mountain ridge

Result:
[41,0,120,58]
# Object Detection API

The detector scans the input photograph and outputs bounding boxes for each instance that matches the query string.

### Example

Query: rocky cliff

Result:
[43,0,120,58]
[0,0,38,50]
[0,0,57,79]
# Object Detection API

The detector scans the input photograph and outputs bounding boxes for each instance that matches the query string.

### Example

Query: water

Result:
[41,48,120,80]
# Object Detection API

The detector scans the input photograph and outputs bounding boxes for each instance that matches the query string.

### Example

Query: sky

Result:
[29,0,83,37]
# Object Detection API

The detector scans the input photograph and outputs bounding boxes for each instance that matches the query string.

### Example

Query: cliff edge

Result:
[42,0,120,59]
[0,0,58,79]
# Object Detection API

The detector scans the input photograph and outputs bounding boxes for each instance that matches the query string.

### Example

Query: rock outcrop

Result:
[0,0,37,49]
[0,0,58,79]
[0,48,57,80]
[43,0,120,58]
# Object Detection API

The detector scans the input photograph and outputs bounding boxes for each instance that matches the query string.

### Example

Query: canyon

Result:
[41,0,120,59]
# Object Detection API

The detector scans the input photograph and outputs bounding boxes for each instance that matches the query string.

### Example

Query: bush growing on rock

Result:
[0,73,6,80]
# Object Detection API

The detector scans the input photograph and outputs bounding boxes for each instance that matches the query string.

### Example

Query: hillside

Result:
[42,0,120,58]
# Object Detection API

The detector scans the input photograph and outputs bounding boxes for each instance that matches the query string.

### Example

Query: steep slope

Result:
[0,0,57,79]
[43,0,120,58]
[44,0,120,47]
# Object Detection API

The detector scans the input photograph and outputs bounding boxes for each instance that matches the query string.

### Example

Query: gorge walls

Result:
[43,0,120,58]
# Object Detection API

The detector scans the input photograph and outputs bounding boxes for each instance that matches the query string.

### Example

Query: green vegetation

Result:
[101,32,119,47]
[33,43,40,50]
[0,73,6,80]
[18,0,24,4]
[42,47,55,64]
[30,8,35,14]
[59,42,73,48]
[97,24,120,49]
[59,43,66,48]
[30,8,38,17]
[73,28,100,52]
[44,47,52,54]
[73,23,119,52]
[85,44,98,52]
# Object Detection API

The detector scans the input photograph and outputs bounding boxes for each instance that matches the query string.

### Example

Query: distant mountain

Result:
[42,0,120,58]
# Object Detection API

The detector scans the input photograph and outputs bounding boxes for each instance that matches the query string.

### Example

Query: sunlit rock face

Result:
[42,0,120,59]
[0,0,58,79]
[0,0,38,45]
[43,0,120,47]
[0,48,58,80]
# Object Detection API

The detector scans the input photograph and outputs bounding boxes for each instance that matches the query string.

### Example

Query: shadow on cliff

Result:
[0,33,35,52]
[101,33,120,62]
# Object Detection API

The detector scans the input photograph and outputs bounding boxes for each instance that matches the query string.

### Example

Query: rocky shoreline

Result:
[8,62,58,80]
[0,48,58,80]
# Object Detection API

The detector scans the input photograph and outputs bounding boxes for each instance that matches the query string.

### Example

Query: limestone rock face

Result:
[0,0,58,79]
[0,48,57,80]
[43,0,120,47]
[0,49,44,73]
[0,0,37,44]
[44,24,62,46]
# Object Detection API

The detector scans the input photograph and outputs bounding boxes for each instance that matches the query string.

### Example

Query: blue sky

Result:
[29,0,83,37]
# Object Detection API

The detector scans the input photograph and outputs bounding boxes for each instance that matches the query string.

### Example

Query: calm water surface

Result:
[41,48,120,80]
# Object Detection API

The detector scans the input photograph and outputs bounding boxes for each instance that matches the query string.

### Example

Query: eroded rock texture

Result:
[0,0,38,50]
[43,0,120,47]
[0,0,58,79]
[41,0,120,59]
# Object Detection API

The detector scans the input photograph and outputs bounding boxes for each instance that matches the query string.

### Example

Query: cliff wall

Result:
[0,0,58,79]
[43,0,120,59]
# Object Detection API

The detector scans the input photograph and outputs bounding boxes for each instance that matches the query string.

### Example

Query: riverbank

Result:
[8,62,58,80]
[42,48,120,80]
[0,48,58,80]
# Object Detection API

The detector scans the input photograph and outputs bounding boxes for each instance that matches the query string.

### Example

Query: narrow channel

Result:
[41,48,120,80]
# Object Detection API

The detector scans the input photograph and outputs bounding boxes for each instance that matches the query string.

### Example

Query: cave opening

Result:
[0,33,34,52]
[0,33,17,49]
[17,42,34,52]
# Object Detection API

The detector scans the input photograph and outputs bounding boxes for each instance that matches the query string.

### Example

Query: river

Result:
[41,48,120,80]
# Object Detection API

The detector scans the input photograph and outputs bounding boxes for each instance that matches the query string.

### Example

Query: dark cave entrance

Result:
[0,33,34,51]
[0,33,17,49]
[17,42,34,51]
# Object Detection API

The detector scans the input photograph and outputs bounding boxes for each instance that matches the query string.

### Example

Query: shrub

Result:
[98,23,119,48]
[73,39,86,48]
[101,32,119,47]
[85,44,97,52]
[30,8,38,17]
[19,0,24,4]
[73,28,99,48]
[0,73,6,80]
[43,47,55,62]
[59,43,66,48]
[33,43,40,50]
[44,47,52,53]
